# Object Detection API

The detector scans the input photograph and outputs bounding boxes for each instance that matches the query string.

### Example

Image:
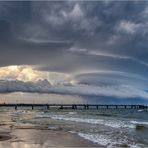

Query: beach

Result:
[0,108,147,147]
[0,108,100,147]
[0,129,99,148]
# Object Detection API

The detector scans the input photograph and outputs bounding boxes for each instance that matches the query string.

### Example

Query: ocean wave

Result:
[78,133,111,146]
[10,110,34,116]
[78,133,143,148]
[35,113,135,129]
[130,120,148,130]
[130,120,148,126]
[50,115,135,129]
[104,121,135,129]
[51,116,104,124]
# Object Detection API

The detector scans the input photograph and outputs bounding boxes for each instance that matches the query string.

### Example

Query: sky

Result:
[0,1,148,104]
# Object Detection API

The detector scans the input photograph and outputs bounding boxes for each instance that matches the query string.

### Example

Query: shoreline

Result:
[0,128,100,147]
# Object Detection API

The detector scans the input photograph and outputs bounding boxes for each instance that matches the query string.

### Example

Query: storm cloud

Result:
[0,1,148,103]
[0,79,148,101]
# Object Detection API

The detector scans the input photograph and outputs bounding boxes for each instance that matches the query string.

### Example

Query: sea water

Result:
[0,108,148,148]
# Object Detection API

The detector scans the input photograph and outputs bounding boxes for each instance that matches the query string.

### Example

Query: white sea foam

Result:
[36,114,51,118]
[69,131,77,134]
[130,120,148,126]
[68,112,77,115]
[78,133,142,148]
[130,144,144,148]
[104,121,135,129]
[78,133,112,146]
[48,126,58,130]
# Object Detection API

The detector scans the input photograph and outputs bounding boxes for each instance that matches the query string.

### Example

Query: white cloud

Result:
[141,6,148,18]
[0,65,46,82]
[19,36,71,44]
[69,47,130,59]
[0,65,73,86]
[117,20,141,34]
[69,4,83,19]
[88,50,130,59]
[43,3,83,26]
[69,47,87,52]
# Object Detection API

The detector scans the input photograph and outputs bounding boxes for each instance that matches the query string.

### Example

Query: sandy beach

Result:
[0,129,100,148]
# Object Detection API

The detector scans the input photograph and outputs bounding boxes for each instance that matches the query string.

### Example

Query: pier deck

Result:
[0,104,147,110]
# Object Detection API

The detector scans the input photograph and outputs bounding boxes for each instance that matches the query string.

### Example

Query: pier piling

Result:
[32,105,34,110]
[15,105,17,110]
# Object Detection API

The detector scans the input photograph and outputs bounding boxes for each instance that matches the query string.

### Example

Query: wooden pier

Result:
[0,104,147,110]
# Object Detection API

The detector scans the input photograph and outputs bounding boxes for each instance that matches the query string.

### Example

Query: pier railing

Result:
[0,104,147,110]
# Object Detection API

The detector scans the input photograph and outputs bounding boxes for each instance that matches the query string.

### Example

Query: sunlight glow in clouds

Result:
[0,65,72,85]
[0,65,46,82]
[0,65,148,101]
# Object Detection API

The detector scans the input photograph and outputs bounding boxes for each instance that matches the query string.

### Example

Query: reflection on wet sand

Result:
[0,109,99,148]
[0,129,98,148]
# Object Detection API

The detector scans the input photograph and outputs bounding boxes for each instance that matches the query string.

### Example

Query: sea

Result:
[0,92,148,147]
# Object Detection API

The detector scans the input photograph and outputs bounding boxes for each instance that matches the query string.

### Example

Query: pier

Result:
[0,104,147,110]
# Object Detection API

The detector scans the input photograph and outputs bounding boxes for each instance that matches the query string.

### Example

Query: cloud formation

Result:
[0,65,46,81]
[0,65,147,100]
[0,79,148,101]
[0,1,147,74]
[0,1,148,103]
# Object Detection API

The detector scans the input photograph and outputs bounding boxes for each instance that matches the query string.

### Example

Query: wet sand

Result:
[0,129,100,147]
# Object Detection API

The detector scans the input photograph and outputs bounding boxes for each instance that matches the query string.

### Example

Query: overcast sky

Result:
[0,1,148,103]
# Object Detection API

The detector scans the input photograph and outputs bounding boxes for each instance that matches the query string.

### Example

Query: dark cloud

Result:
[0,1,148,70]
[0,79,148,101]
[0,1,148,102]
